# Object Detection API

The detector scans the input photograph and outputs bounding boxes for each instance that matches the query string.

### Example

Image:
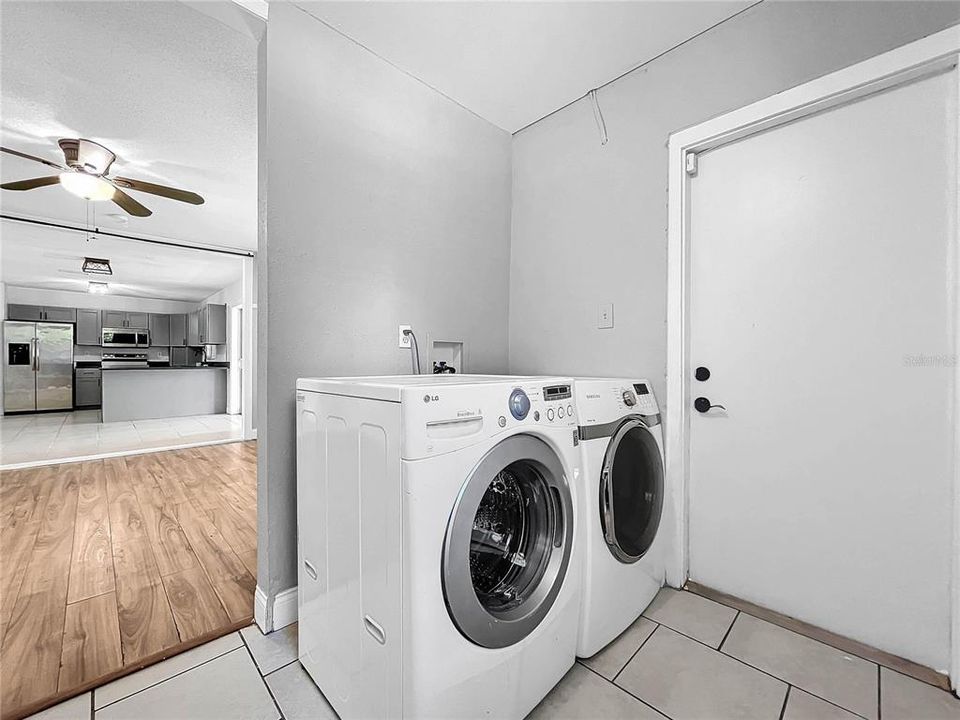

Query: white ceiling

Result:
[297,1,752,133]
[0,220,244,302]
[0,1,258,252]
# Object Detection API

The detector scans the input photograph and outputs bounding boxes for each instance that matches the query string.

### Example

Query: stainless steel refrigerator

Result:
[3,321,74,412]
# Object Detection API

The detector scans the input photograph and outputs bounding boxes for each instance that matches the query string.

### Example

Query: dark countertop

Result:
[102,365,229,372]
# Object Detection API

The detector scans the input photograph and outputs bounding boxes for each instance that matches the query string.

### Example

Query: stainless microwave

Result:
[101,327,150,348]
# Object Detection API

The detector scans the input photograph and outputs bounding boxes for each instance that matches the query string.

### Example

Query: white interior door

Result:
[687,69,956,671]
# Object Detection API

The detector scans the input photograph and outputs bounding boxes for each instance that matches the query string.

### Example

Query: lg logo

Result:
[423,394,439,403]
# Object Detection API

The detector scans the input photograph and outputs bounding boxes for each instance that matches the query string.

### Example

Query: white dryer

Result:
[573,378,666,658]
[295,375,582,719]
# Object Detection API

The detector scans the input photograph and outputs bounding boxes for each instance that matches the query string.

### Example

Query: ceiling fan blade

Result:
[109,185,152,217]
[1,175,62,191]
[1,146,67,171]
[112,176,204,205]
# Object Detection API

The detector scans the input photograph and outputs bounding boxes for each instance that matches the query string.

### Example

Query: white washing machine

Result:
[573,377,666,658]
[295,375,582,720]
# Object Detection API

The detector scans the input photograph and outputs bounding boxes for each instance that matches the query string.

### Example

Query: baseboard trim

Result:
[684,581,953,692]
[254,584,297,633]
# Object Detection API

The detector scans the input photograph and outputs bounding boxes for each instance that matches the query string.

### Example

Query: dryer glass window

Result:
[601,423,664,562]
[470,461,555,613]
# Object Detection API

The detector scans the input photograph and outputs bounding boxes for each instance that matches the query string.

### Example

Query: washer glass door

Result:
[600,420,664,563]
[443,434,574,649]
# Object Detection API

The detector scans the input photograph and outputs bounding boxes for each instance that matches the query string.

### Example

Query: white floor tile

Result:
[96,648,277,720]
[241,623,298,675]
[2,412,243,468]
[26,692,91,720]
[529,664,665,720]
[880,667,960,720]
[616,625,787,720]
[580,616,658,681]
[95,632,243,709]
[782,687,862,720]
[642,588,738,648]
[265,662,339,720]
[722,613,878,720]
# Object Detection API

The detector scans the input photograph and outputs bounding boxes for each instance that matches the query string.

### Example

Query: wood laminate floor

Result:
[0,441,257,720]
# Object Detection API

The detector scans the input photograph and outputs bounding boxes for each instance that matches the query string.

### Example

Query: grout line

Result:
[778,685,791,720]
[612,621,660,684]
[877,664,882,720]
[717,609,740,652]
[240,631,286,720]
[94,642,244,711]
[651,622,871,720]
[576,661,668,719]
[90,686,94,720]
[263,656,301,679]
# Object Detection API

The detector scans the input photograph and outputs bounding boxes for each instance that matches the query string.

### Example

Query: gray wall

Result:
[258,2,512,605]
[508,1,960,403]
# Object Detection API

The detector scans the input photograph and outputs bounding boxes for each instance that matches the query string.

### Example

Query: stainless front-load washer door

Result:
[599,419,664,564]
[442,434,574,649]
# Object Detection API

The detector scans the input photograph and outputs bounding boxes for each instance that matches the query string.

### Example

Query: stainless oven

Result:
[101,327,149,348]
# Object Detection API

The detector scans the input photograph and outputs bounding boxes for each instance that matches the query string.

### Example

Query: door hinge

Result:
[685,152,698,177]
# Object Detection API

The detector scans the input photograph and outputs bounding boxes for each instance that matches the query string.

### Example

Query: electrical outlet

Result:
[598,303,614,329]
[398,325,412,348]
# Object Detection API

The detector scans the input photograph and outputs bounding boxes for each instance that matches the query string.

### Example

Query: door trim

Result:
[665,25,960,689]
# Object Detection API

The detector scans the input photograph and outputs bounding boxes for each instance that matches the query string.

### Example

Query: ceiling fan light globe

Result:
[58,172,115,201]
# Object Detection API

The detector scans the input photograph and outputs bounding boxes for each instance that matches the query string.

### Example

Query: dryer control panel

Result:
[574,378,659,425]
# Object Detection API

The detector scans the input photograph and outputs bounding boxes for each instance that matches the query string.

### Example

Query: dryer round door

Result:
[599,419,664,563]
[442,434,574,649]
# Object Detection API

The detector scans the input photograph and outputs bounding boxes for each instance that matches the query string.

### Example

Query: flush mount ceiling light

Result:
[0,139,205,217]
[59,171,116,201]
[88,281,109,294]
[82,257,113,275]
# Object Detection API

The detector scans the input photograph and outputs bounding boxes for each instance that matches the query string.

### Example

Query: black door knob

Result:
[694,397,726,413]
[695,366,710,381]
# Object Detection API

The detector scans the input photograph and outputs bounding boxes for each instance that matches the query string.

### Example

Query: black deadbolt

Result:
[695,366,711,382]
[694,397,712,413]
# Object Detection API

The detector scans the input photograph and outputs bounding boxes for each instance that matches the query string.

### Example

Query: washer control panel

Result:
[501,382,577,429]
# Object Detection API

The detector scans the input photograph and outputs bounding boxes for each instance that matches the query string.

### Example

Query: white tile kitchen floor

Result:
[0,410,244,468]
[27,589,960,720]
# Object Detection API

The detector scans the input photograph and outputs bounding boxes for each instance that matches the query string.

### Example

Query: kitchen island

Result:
[101,366,228,422]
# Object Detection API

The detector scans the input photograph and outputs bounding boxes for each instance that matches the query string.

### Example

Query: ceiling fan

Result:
[0,138,204,217]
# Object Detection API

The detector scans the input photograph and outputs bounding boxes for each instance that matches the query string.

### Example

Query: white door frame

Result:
[666,25,960,687]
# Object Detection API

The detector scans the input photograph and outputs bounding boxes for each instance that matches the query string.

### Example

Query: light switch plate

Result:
[598,303,614,329]
[398,325,412,348]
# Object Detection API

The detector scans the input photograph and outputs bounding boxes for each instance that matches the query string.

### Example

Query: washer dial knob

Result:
[509,388,531,420]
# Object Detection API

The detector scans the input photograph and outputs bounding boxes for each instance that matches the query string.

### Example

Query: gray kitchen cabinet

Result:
[75,368,102,408]
[169,314,187,347]
[102,310,126,328]
[187,310,200,346]
[199,303,227,345]
[76,309,101,345]
[127,312,148,328]
[149,314,170,346]
[102,310,149,328]
[7,304,43,321]
[7,304,76,322]
[43,306,77,323]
